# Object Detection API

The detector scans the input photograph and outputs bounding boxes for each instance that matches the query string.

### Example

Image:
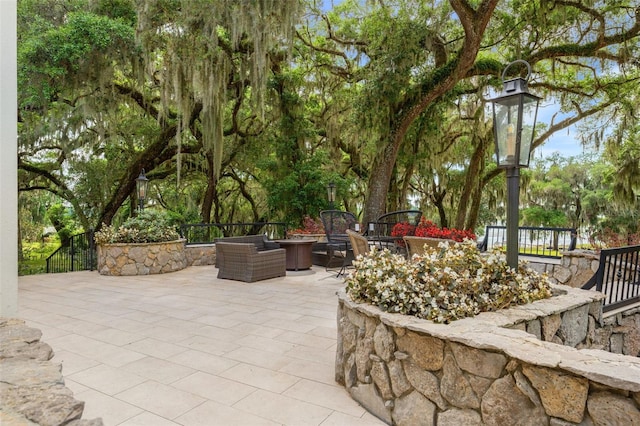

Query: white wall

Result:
[0,1,18,317]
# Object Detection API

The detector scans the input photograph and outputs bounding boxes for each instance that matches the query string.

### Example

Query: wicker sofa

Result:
[214,235,286,282]
[213,235,280,267]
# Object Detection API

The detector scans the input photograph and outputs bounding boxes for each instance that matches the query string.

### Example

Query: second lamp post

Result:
[327,182,336,209]
[136,169,149,211]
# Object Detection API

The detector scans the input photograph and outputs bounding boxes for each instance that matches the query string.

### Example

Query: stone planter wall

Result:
[528,250,640,356]
[184,244,217,266]
[97,239,187,275]
[336,286,640,425]
[529,250,600,289]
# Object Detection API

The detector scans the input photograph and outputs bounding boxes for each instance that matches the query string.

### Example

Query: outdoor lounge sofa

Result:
[213,234,281,268]
[214,242,286,282]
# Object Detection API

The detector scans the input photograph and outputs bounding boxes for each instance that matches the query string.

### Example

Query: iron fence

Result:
[582,245,640,312]
[479,225,577,258]
[180,222,288,245]
[46,230,96,273]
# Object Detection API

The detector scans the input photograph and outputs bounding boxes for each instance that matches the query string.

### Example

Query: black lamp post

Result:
[327,182,336,209]
[136,169,149,211]
[490,60,541,269]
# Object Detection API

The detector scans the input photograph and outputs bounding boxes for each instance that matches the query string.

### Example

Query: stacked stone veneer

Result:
[184,244,217,266]
[0,318,103,425]
[529,250,600,289]
[336,285,640,425]
[529,250,640,356]
[97,239,187,275]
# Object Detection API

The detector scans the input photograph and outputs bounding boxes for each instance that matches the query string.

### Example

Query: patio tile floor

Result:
[18,266,385,426]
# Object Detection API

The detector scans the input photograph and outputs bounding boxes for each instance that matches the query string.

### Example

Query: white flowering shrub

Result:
[95,210,180,244]
[345,239,552,323]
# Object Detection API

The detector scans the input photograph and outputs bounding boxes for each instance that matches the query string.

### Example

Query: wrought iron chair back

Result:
[368,209,422,238]
[320,210,359,244]
[320,210,358,276]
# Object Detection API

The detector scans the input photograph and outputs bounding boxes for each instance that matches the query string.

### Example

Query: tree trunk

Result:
[17,216,24,262]
[431,189,448,228]
[363,140,398,224]
[361,0,499,225]
[201,152,216,223]
[454,133,489,229]
[97,124,178,228]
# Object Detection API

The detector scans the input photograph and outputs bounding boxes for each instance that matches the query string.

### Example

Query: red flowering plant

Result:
[391,217,476,242]
[287,216,325,237]
[390,222,417,238]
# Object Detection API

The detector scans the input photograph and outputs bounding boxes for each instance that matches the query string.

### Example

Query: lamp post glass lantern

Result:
[490,60,541,269]
[327,182,336,209]
[136,169,149,211]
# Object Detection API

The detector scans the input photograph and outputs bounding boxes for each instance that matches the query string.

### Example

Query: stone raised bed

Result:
[97,239,187,276]
[336,285,640,425]
[184,243,217,266]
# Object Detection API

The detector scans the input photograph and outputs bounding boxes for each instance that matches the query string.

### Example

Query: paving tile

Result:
[233,334,298,355]
[278,358,338,386]
[191,314,240,329]
[47,334,143,367]
[223,311,272,325]
[177,334,239,356]
[222,346,294,371]
[222,302,265,314]
[156,317,209,332]
[91,327,146,346]
[233,389,333,426]
[283,379,367,417]
[22,321,72,340]
[52,350,100,376]
[172,371,257,405]
[298,315,339,329]
[120,310,168,324]
[68,364,147,395]
[189,324,241,342]
[106,317,156,333]
[115,381,207,420]
[219,362,300,393]
[138,325,197,343]
[63,378,90,395]
[259,309,305,321]
[55,319,110,336]
[118,411,180,426]
[320,411,386,425]
[308,326,338,339]
[175,400,279,426]
[228,322,286,339]
[125,337,189,359]
[73,388,144,425]
[276,330,336,350]
[285,344,336,365]
[121,356,196,384]
[263,317,318,333]
[168,349,239,375]
[16,267,372,425]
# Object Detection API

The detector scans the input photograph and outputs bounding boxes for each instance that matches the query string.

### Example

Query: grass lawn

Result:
[19,240,59,275]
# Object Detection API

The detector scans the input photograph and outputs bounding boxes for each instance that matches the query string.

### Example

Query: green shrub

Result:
[95,210,181,244]
[345,240,552,324]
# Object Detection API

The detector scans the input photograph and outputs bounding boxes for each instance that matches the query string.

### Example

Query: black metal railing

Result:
[46,230,96,273]
[180,222,288,245]
[582,245,640,312]
[479,225,577,258]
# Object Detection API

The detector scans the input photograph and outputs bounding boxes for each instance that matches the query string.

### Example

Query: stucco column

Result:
[0,1,18,317]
